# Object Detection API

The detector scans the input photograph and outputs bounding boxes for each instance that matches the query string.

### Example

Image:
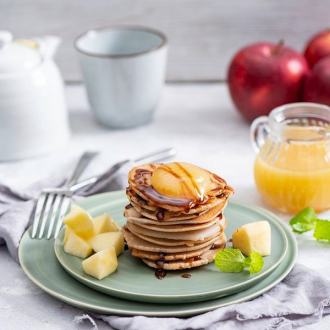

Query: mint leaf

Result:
[214,248,245,272]
[289,207,317,233]
[244,251,264,274]
[313,219,330,242]
[291,222,315,233]
[215,248,264,274]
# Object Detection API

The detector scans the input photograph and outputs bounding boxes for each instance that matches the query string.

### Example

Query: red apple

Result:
[304,29,330,68]
[303,56,330,106]
[228,42,309,121]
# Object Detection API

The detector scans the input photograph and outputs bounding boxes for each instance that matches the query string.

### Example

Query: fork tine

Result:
[38,193,55,239]
[31,151,97,240]
[46,194,64,239]
[54,197,71,239]
[31,193,47,238]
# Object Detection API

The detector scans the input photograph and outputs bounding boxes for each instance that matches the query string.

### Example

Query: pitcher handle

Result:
[250,116,270,153]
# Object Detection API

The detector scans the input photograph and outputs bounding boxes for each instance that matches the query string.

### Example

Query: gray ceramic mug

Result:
[75,26,168,128]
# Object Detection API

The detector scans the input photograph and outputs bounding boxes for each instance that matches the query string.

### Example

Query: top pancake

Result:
[128,163,234,213]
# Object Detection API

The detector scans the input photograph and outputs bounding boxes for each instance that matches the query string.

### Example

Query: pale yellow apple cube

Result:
[232,221,271,256]
[93,214,120,235]
[82,247,118,280]
[63,205,94,239]
[64,227,93,258]
[89,231,124,256]
[63,226,70,244]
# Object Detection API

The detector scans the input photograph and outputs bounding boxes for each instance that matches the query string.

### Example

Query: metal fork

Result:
[69,147,177,194]
[31,151,98,239]
[31,147,176,239]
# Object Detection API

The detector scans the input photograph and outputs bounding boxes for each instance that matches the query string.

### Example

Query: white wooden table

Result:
[0,84,329,329]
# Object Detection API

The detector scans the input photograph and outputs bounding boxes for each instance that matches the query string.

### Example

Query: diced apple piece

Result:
[232,221,271,256]
[63,226,72,244]
[64,227,93,258]
[63,205,94,239]
[82,247,118,280]
[89,231,124,256]
[93,214,120,235]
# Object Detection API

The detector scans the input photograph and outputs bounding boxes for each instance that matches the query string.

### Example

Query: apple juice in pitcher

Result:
[251,103,330,213]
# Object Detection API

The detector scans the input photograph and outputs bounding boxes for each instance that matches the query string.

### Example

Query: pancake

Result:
[128,163,233,198]
[125,203,226,227]
[125,199,226,223]
[130,201,195,221]
[142,246,225,270]
[129,199,196,220]
[128,229,220,247]
[128,163,233,213]
[131,185,227,214]
[125,211,210,226]
[126,214,226,228]
[126,222,221,241]
[131,237,226,261]
[123,228,223,253]
[126,217,221,232]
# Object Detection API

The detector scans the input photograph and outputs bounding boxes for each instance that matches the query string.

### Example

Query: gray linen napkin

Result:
[0,158,132,261]
[75,264,329,330]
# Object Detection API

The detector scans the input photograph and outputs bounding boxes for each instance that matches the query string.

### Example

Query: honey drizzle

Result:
[161,162,205,202]
[175,162,204,201]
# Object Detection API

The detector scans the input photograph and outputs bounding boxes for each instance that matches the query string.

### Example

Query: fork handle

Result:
[69,148,176,193]
[65,151,98,187]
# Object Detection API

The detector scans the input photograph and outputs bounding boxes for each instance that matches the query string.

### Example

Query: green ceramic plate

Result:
[53,191,288,304]
[19,194,297,316]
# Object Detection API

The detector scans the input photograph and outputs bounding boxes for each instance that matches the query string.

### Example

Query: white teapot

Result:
[0,31,70,161]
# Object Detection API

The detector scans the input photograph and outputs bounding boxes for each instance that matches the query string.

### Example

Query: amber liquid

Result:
[254,127,330,213]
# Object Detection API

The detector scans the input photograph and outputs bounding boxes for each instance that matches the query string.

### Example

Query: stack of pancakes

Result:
[123,162,234,271]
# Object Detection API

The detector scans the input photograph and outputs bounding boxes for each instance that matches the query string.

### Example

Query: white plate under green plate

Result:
[19,192,296,316]
[54,191,288,304]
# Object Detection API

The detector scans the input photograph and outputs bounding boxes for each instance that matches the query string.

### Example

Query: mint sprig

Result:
[289,207,330,242]
[289,207,316,234]
[215,248,264,274]
[313,219,330,242]
[244,251,264,274]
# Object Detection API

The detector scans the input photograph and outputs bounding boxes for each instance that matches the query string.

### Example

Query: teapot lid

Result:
[0,31,41,75]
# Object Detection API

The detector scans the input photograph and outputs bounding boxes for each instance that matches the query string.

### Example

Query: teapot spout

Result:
[37,36,61,59]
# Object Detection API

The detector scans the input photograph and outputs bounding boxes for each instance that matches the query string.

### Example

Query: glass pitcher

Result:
[251,102,330,213]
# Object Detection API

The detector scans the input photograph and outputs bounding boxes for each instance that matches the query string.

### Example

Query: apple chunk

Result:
[63,226,70,244]
[64,227,93,258]
[232,221,271,256]
[89,232,124,256]
[93,214,120,235]
[63,205,94,239]
[82,247,118,280]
